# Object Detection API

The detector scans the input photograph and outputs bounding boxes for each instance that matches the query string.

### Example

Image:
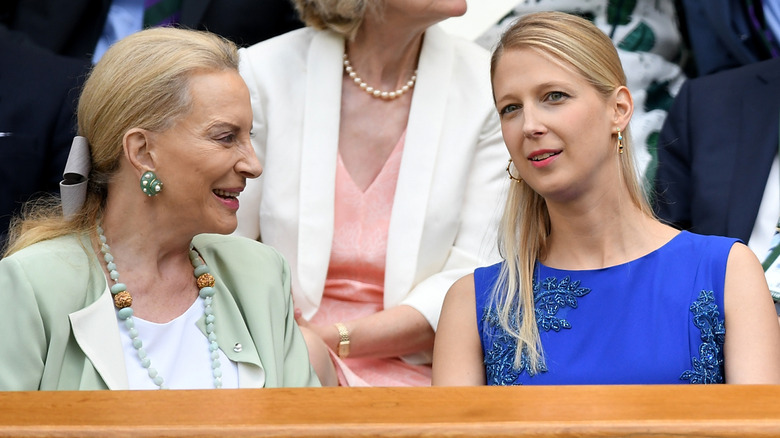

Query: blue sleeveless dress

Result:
[474,231,738,385]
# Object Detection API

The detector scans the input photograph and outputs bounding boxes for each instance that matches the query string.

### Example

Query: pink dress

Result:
[309,132,432,386]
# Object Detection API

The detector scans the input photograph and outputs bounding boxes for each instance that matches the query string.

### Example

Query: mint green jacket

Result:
[0,233,320,390]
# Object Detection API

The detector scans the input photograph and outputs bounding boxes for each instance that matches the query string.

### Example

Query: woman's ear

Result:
[123,128,155,176]
[612,85,634,129]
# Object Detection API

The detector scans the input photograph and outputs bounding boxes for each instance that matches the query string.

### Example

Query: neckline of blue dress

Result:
[538,230,685,273]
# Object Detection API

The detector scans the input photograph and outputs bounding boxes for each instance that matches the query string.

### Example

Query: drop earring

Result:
[617,128,624,154]
[506,159,523,183]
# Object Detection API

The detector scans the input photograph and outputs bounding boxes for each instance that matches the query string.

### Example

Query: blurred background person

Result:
[677,0,780,77]
[653,56,780,313]
[0,0,303,63]
[236,0,508,386]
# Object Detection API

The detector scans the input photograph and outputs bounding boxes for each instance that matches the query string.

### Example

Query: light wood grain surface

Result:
[1,385,779,437]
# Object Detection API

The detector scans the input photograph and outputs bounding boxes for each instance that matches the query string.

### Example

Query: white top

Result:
[118,298,239,390]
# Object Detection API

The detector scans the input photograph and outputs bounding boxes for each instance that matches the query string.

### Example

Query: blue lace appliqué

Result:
[535,276,590,331]
[680,290,725,384]
[483,275,590,385]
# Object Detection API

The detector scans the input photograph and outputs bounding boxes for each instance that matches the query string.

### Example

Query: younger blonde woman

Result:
[432,12,780,385]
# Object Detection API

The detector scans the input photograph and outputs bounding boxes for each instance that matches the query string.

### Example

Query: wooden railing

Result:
[1,385,779,437]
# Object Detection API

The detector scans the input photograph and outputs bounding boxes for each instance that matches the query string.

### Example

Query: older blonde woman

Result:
[237,0,508,386]
[0,28,319,390]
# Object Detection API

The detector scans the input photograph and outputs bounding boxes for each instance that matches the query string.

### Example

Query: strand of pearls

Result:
[97,225,223,389]
[343,53,417,100]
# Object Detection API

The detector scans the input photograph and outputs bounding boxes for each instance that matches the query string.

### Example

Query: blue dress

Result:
[475,231,738,385]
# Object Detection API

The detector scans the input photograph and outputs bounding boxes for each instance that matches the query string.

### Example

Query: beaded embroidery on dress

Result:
[482,303,540,385]
[482,274,590,384]
[535,276,591,332]
[680,289,725,383]
[474,231,736,386]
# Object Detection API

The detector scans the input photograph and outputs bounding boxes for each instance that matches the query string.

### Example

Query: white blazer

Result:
[236,26,508,332]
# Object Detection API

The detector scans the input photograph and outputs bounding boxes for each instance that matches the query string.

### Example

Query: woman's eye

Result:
[500,104,520,115]
[546,91,567,102]
[217,133,236,143]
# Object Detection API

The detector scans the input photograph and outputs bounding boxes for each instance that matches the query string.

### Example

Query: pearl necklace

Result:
[97,225,223,389]
[343,53,417,100]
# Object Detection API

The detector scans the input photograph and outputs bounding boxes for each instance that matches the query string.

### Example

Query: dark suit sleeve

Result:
[2,1,106,60]
[680,0,765,76]
[0,27,88,247]
[186,0,302,48]
[43,67,83,194]
[653,79,693,231]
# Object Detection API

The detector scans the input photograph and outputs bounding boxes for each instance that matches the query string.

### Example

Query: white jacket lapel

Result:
[384,26,454,306]
[297,31,345,316]
[69,286,128,390]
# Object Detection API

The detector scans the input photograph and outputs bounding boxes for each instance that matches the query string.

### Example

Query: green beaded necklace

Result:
[97,225,223,389]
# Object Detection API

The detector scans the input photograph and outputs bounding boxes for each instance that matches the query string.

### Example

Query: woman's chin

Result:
[199,217,238,236]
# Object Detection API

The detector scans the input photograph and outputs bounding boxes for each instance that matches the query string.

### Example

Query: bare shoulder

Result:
[722,241,780,383]
[451,273,475,291]
[726,241,762,269]
[433,273,486,385]
[442,274,476,310]
[723,241,767,304]
[723,242,767,298]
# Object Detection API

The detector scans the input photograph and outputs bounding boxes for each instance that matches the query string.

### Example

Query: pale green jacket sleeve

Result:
[0,235,107,390]
[0,254,49,390]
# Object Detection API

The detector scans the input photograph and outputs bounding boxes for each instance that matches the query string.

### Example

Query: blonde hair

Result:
[3,27,239,257]
[488,12,652,374]
[291,0,380,40]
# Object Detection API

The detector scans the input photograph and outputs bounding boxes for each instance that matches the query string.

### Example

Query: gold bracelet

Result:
[334,322,350,359]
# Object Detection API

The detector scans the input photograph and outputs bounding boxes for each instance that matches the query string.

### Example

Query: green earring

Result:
[140,171,163,197]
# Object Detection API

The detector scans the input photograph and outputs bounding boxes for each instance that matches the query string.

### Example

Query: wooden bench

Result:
[1,385,779,436]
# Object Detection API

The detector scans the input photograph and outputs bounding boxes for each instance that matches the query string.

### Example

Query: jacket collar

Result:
[69,240,266,389]
[70,285,128,390]
[385,25,453,302]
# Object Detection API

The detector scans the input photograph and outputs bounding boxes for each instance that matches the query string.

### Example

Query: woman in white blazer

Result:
[236,0,508,386]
